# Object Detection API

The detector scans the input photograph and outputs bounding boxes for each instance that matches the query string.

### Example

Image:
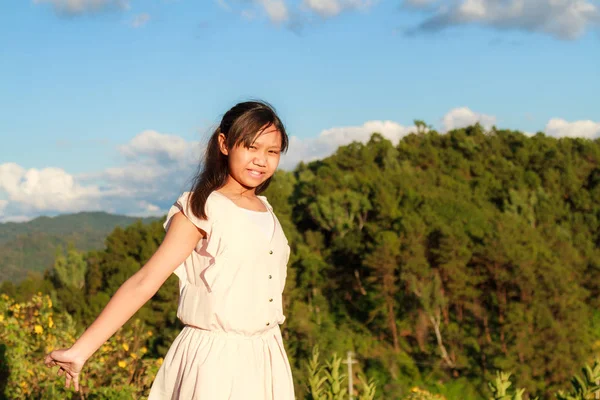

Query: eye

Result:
[269,150,280,155]
[249,145,258,150]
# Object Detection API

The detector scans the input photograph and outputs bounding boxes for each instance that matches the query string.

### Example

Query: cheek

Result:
[268,154,281,167]
[228,150,250,168]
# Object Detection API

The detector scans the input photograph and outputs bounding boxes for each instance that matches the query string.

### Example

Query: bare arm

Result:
[44,212,203,389]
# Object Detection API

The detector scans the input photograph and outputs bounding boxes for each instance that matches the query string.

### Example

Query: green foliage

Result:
[0,293,159,399]
[3,125,600,398]
[0,212,159,283]
[49,244,87,289]
[487,371,535,400]
[305,346,377,400]
[286,127,600,397]
[555,361,600,400]
[402,387,447,400]
[357,372,377,400]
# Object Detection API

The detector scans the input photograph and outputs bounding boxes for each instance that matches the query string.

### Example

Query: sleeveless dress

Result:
[148,191,295,400]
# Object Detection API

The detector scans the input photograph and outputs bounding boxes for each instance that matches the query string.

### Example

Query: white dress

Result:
[148,191,295,400]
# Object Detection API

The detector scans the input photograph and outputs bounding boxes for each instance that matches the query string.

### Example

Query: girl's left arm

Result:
[44,212,203,390]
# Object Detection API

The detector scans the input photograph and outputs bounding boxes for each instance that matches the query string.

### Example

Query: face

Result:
[219,124,282,191]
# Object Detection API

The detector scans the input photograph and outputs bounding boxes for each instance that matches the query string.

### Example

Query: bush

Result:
[0,293,160,399]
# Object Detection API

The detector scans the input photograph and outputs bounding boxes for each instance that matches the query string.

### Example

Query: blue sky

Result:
[1,0,599,221]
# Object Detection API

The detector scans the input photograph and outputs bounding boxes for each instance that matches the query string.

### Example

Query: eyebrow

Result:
[250,140,281,149]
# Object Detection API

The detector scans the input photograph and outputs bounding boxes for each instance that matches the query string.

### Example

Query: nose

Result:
[253,154,266,166]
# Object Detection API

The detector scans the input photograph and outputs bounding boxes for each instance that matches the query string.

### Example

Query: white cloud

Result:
[280,120,414,169]
[118,130,194,164]
[405,0,600,40]
[131,13,151,28]
[303,0,342,16]
[302,0,372,17]
[441,107,496,132]
[256,0,290,23]
[87,130,201,198]
[0,130,201,222]
[33,0,130,15]
[1,215,32,223]
[4,113,600,222]
[320,120,414,145]
[545,118,600,139]
[0,163,102,216]
[231,0,374,24]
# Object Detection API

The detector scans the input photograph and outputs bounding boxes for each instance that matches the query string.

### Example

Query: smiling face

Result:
[218,124,282,192]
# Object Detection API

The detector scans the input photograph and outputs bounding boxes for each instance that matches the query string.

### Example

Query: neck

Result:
[219,176,257,197]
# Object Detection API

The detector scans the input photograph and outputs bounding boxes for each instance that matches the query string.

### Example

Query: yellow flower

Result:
[48,299,53,308]
[27,369,34,376]
[157,357,163,366]
[34,325,43,334]
[147,330,153,337]
[122,343,129,352]
[130,353,138,359]
[118,360,127,368]
[0,314,4,322]
[141,347,148,354]
[48,316,54,328]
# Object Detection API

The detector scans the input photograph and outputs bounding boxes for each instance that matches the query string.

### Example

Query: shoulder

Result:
[177,190,226,205]
[257,195,274,211]
[174,191,229,221]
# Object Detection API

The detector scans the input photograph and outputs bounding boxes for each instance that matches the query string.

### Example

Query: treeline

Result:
[0,212,160,283]
[2,124,600,399]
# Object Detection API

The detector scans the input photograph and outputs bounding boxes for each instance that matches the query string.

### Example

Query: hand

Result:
[44,348,86,392]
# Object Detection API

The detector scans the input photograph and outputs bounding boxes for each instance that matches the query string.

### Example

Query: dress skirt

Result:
[147,325,295,400]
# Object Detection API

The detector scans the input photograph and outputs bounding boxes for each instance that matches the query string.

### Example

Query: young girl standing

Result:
[44,101,296,399]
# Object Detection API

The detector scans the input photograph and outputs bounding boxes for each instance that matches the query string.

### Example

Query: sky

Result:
[0,0,599,222]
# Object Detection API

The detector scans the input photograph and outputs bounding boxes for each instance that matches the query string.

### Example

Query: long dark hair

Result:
[189,100,289,219]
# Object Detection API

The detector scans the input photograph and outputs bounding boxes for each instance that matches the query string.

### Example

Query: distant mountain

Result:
[0,212,161,283]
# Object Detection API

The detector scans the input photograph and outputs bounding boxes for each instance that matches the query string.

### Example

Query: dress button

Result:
[266,322,270,326]
[268,275,272,279]
[269,298,273,302]
[269,250,273,255]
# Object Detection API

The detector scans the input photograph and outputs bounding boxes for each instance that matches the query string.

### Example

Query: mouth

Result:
[247,169,266,178]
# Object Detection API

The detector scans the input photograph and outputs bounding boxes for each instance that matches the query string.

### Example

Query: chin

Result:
[239,177,269,190]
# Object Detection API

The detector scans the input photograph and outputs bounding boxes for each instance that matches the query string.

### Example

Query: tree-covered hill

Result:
[0,212,160,283]
[271,126,600,398]
[2,125,600,399]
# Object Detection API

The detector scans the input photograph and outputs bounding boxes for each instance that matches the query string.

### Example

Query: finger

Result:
[57,368,64,377]
[44,355,56,367]
[65,374,71,389]
[74,377,80,392]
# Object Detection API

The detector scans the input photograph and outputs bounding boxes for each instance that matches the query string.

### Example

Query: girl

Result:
[44,100,296,399]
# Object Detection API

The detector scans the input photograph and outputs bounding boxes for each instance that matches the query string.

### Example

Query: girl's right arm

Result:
[44,212,204,391]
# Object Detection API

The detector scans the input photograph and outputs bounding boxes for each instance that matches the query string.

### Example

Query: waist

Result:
[182,324,281,340]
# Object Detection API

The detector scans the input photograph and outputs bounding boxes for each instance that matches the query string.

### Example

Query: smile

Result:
[247,169,265,178]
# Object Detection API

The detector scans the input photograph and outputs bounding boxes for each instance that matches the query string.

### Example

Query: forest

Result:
[0,212,159,284]
[1,124,600,399]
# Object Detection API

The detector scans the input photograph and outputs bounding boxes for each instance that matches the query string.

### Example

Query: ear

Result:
[217,133,229,156]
